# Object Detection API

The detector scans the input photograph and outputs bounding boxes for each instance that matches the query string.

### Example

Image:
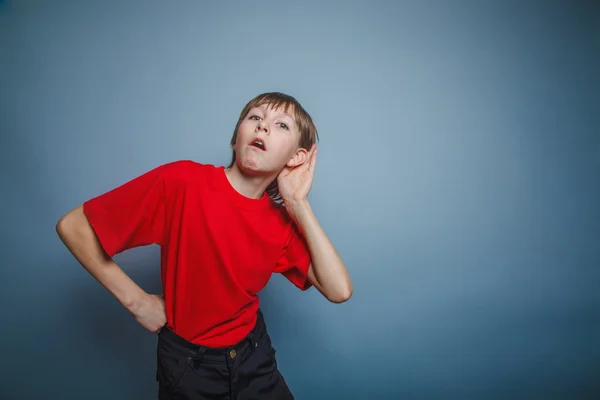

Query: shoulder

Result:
[158,160,220,181]
[159,159,206,174]
[137,160,220,195]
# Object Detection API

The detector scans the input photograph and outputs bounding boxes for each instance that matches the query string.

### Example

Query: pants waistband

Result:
[158,309,267,362]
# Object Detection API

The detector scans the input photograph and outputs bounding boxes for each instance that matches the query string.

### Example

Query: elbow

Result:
[327,285,354,304]
[56,214,70,240]
[56,205,83,241]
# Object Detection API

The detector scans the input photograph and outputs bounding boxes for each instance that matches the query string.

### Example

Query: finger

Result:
[304,144,316,159]
[309,148,318,171]
[303,146,316,168]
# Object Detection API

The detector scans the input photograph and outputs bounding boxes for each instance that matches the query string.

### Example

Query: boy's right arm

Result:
[56,205,166,333]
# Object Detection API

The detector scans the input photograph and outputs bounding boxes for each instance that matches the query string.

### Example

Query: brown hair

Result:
[228,92,319,205]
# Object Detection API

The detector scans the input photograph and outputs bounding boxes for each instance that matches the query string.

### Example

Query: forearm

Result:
[288,200,353,302]
[56,205,148,313]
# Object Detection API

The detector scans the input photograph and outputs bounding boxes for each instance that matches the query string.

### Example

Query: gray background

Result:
[1,0,599,399]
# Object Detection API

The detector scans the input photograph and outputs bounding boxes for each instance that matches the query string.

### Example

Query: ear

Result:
[285,147,309,168]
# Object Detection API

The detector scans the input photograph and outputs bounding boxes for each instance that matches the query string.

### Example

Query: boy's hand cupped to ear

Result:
[277,144,318,207]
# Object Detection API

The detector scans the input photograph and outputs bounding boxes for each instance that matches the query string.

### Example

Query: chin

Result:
[236,159,266,176]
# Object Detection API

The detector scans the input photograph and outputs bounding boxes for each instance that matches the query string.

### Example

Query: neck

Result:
[224,163,276,199]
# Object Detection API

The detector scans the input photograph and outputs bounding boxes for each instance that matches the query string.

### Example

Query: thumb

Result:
[278,167,291,179]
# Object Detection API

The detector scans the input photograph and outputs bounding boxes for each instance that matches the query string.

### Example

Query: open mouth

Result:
[250,138,266,151]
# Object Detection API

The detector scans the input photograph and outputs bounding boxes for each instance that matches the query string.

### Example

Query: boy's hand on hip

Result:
[131,293,167,334]
[278,144,317,209]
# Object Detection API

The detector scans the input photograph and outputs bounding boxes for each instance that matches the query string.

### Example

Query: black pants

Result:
[156,309,294,400]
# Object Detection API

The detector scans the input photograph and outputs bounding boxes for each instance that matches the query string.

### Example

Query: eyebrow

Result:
[254,105,295,122]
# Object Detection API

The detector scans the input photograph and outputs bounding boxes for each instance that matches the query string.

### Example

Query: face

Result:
[233,103,306,175]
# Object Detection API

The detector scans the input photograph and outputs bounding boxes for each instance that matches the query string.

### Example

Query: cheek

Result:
[234,125,252,146]
[237,124,248,137]
[275,138,298,160]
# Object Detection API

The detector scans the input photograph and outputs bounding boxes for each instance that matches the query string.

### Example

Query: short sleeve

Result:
[273,223,312,291]
[83,164,169,257]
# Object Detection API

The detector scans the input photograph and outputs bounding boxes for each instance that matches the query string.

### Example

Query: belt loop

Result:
[246,311,263,351]
[247,326,258,350]
[192,348,205,369]
[247,335,258,351]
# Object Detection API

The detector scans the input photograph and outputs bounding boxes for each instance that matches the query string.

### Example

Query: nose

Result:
[257,119,269,134]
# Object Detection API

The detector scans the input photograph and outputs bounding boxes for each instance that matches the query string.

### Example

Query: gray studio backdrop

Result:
[1,1,598,399]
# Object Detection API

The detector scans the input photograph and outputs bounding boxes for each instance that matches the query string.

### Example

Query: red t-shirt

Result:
[83,160,312,347]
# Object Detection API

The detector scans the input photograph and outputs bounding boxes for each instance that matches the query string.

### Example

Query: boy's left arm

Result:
[278,145,353,303]
[288,199,353,303]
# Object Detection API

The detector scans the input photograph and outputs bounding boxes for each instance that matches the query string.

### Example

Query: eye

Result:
[278,123,289,130]
[249,115,261,121]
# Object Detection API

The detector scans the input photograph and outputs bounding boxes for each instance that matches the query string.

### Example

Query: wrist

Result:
[285,199,312,223]
[124,290,150,316]
[286,197,309,211]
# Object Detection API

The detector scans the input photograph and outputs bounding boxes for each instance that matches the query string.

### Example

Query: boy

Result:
[56,92,353,399]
